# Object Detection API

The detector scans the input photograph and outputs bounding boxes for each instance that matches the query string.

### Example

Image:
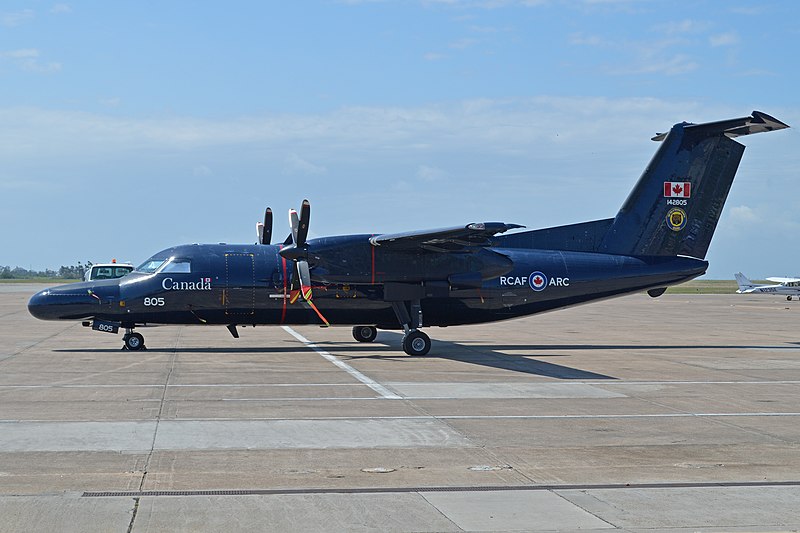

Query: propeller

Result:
[257,207,273,245]
[279,200,329,325]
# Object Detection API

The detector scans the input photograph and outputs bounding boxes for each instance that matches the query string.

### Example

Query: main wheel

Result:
[124,332,145,351]
[352,325,378,343]
[402,330,431,356]
[788,295,792,301]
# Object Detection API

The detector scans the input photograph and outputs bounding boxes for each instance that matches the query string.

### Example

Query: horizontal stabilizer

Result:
[652,111,789,141]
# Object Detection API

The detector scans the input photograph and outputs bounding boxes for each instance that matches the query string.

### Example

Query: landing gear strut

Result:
[122,329,146,351]
[391,300,431,356]
[352,326,378,343]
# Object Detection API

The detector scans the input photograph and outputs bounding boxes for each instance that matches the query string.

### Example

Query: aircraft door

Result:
[224,252,256,316]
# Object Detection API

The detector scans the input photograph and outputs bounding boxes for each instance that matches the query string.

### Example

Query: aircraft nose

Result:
[28,282,120,321]
[28,288,62,320]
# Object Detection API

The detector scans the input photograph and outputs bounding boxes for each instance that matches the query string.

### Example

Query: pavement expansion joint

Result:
[82,480,800,498]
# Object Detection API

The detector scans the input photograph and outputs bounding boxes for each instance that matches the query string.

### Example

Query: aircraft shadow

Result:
[348,331,617,380]
[442,344,800,351]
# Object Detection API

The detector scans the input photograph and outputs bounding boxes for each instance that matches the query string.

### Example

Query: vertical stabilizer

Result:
[599,111,788,259]
[734,272,755,292]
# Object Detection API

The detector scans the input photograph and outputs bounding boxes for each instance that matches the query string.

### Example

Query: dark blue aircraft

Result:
[29,111,788,355]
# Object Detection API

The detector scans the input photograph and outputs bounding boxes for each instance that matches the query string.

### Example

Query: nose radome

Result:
[28,288,55,320]
[27,281,120,321]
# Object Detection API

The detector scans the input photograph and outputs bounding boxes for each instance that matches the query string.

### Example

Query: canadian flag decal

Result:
[664,181,691,198]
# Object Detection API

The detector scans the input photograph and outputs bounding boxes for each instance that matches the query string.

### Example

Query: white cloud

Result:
[1,9,34,27]
[417,165,447,181]
[50,4,72,14]
[612,54,698,76]
[709,32,739,47]
[423,52,446,61]
[193,165,213,177]
[729,205,760,225]
[0,97,712,160]
[100,97,121,108]
[654,19,710,35]
[21,60,62,73]
[568,32,609,46]
[1,49,39,59]
[283,153,327,176]
[449,38,478,49]
[1,48,61,73]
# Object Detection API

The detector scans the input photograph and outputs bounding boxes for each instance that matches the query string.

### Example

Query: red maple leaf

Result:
[673,184,683,195]
[533,276,543,285]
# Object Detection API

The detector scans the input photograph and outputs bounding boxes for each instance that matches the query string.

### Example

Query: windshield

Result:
[160,258,191,273]
[90,266,133,280]
[135,258,168,273]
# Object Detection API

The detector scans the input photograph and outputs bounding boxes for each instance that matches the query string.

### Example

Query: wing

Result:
[766,277,800,284]
[369,222,524,252]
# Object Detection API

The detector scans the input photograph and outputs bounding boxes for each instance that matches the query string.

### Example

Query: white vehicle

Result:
[735,272,800,301]
[84,261,134,282]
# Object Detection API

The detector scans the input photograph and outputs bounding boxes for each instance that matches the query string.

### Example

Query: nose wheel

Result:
[122,331,146,351]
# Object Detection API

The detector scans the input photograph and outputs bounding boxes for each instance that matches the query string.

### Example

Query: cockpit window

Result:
[136,258,168,273]
[160,258,191,273]
[91,266,133,280]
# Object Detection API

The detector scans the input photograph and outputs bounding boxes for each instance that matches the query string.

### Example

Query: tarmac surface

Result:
[2,283,800,532]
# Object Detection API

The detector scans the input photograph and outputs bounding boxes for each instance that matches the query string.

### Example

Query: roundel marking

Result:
[529,271,548,291]
[666,207,687,232]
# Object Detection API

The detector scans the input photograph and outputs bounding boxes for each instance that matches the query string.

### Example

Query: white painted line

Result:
[0,383,373,389]
[5,380,800,390]
[219,397,383,401]
[282,326,402,400]
[5,412,800,424]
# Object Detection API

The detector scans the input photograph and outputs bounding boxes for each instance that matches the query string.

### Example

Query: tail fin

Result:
[734,272,755,292]
[599,111,788,259]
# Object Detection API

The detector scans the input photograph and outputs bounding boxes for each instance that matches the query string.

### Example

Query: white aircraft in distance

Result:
[735,272,800,300]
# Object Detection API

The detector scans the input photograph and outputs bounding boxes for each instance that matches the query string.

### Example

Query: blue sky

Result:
[1,0,798,278]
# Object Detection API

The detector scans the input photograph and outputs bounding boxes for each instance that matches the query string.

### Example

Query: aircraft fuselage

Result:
[29,239,707,329]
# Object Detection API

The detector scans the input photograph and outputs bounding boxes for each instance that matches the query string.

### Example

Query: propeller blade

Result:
[262,207,273,245]
[256,222,264,245]
[297,260,312,301]
[289,209,300,244]
[296,199,310,246]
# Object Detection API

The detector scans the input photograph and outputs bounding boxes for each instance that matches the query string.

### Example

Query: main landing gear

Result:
[391,300,431,356]
[353,300,431,355]
[122,328,146,351]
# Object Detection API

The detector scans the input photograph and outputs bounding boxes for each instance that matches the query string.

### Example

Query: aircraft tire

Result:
[402,330,431,356]
[124,332,145,351]
[788,296,792,301]
[352,326,378,343]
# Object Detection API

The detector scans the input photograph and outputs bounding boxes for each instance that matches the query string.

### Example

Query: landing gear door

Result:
[224,253,255,316]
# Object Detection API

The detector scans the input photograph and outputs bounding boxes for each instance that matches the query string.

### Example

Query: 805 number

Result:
[144,297,165,306]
